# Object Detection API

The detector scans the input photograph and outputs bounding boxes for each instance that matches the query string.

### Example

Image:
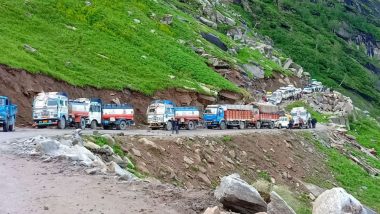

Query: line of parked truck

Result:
[1,89,315,132]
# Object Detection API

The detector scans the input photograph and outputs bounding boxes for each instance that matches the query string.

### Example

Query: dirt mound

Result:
[116,131,334,191]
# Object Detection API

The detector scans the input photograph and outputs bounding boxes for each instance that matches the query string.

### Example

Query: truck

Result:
[204,104,254,130]
[204,103,280,129]
[0,96,17,132]
[68,98,102,129]
[146,100,200,130]
[102,104,134,130]
[290,107,311,129]
[32,92,69,129]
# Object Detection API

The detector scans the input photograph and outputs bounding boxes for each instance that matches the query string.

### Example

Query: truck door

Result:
[164,106,174,123]
[90,104,101,124]
[218,108,224,121]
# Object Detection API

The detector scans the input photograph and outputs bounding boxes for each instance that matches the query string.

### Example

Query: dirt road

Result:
[0,153,216,214]
[0,124,330,143]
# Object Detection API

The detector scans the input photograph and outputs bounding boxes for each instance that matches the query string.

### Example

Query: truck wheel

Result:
[238,122,245,129]
[117,121,127,130]
[91,120,97,130]
[80,118,86,130]
[3,121,9,132]
[187,121,195,130]
[269,122,274,129]
[256,122,261,129]
[220,121,226,130]
[166,122,172,131]
[58,117,66,129]
[9,117,15,131]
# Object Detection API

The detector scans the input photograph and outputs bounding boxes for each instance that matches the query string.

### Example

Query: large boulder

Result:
[214,174,267,214]
[201,32,228,51]
[313,188,367,214]
[242,63,265,79]
[267,191,296,214]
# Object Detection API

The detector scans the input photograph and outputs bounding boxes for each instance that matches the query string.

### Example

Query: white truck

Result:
[268,91,283,105]
[68,98,102,129]
[32,92,69,129]
[147,100,200,130]
[290,107,311,129]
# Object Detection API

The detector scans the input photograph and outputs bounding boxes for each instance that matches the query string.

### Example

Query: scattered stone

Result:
[198,173,212,185]
[313,188,367,214]
[199,17,217,28]
[184,156,194,165]
[109,161,135,181]
[85,167,99,175]
[133,19,141,24]
[214,174,267,213]
[161,14,173,25]
[203,206,220,214]
[267,191,296,214]
[43,206,49,211]
[101,134,115,145]
[23,44,37,53]
[131,148,142,157]
[308,193,316,201]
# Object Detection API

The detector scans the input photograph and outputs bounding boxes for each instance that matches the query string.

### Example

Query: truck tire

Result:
[269,122,274,129]
[256,122,261,129]
[166,122,172,131]
[58,117,66,129]
[80,118,86,130]
[238,122,245,129]
[219,121,226,130]
[117,121,127,130]
[187,121,195,130]
[2,121,9,132]
[91,120,97,130]
[9,118,15,131]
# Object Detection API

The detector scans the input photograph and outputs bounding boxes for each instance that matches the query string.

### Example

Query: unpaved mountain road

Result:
[0,154,215,214]
[0,125,329,143]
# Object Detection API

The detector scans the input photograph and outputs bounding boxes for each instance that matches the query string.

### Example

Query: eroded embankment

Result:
[0,65,241,126]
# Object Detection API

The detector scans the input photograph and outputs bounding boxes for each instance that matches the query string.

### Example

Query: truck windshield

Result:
[204,108,217,114]
[47,98,58,106]
[0,98,5,106]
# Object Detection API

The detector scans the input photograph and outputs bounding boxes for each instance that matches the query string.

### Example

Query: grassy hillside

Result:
[0,0,243,95]
[238,0,380,115]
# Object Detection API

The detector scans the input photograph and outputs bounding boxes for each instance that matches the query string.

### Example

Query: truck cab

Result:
[147,100,175,130]
[204,105,225,128]
[0,96,17,132]
[32,92,68,129]
[290,107,311,129]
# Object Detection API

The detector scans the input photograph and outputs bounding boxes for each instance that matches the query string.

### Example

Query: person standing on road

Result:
[175,118,180,134]
[288,118,294,129]
[170,118,176,134]
[311,118,317,129]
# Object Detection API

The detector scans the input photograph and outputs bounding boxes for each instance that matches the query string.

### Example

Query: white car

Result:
[303,87,313,94]
[275,116,289,129]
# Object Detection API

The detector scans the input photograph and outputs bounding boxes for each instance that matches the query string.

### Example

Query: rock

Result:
[83,141,100,150]
[161,14,173,25]
[23,44,37,53]
[267,191,296,214]
[101,134,115,145]
[138,138,162,151]
[203,206,220,214]
[131,148,142,157]
[184,156,194,165]
[201,32,227,51]
[199,17,217,28]
[109,161,135,180]
[214,174,267,213]
[112,97,121,105]
[85,167,100,175]
[133,19,140,24]
[313,188,367,214]
[198,173,212,185]
[227,27,243,40]
[283,59,293,70]
[228,150,236,159]
[242,63,265,79]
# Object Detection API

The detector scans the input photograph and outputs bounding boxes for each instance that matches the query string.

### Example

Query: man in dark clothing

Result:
[288,118,294,129]
[170,118,176,134]
[175,118,180,134]
[311,118,317,129]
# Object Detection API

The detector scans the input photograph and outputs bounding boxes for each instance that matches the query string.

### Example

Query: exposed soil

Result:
[115,131,335,192]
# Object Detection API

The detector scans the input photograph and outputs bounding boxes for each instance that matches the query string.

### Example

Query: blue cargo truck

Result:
[0,96,18,132]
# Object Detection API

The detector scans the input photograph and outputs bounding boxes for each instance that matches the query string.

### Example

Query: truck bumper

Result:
[33,119,59,127]
[148,122,165,128]
[205,121,219,127]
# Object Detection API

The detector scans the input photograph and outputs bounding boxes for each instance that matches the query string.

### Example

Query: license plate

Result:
[110,117,115,122]
[43,120,48,123]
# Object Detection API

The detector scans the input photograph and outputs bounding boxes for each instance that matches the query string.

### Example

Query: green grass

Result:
[285,101,329,123]
[273,185,312,214]
[0,0,242,95]
[309,135,380,212]
[349,117,380,155]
